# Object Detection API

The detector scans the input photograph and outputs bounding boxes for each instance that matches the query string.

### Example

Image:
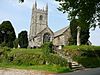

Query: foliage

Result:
[13,38,18,48]
[74,57,100,68]
[64,45,100,68]
[0,48,42,65]
[0,47,68,70]
[8,49,45,65]
[55,0,100,28]
[69,19,90,45]
[18,31,28,48]
[0,63,71,73]
[41,42,67,66]
[41,42,53,55]
[0,47,11,63]
[0,42,7,47]
[31,65,71,73]
[0,31,3,44]
[19,0,24,2]
[0,21,16,48]
[69,19,77,45]
[46,54,68,67]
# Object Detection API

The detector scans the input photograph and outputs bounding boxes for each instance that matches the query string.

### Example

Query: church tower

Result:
[29,2,53,48]
[29,1,48,38]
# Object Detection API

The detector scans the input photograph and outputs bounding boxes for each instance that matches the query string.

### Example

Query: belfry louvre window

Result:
[39,15,43,20]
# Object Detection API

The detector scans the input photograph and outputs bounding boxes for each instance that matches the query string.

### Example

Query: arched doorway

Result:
[43,33,51,43]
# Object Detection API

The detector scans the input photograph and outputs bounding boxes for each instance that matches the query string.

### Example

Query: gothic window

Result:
[39,15,43,20]
[43,33,51,43]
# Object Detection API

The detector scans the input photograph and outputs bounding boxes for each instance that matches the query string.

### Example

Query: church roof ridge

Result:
[54,26,69,37]
[33,27,53,38]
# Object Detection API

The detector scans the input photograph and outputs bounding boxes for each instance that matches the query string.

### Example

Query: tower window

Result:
[39,15,43,20]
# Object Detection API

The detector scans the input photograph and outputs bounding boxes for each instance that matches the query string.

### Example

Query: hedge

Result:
[64,45,100,68]
[0,48,68,67]
[45,54,68,66]
[74,56,100,68]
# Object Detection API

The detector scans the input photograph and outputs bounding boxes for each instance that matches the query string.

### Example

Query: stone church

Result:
[29,2,71,48]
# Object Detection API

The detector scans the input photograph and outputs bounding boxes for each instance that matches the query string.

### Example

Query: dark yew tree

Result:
[13,38,19,48]
[18,31,28,48]
[0,21,16,48]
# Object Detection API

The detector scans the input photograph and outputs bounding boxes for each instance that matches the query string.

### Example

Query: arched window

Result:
[39,15,43,20]
[43,33,51,43]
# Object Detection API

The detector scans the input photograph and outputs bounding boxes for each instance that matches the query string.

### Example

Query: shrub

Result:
[8,49,45,66]
[41,42,67,66]
[0,47,11,63]
[0,42,7,47]
[0,48,68,67]
[41,42,53,55]
[45,54,68,67]
[74,56,100,68]
[64,45,100,57]
[64,45,100,68]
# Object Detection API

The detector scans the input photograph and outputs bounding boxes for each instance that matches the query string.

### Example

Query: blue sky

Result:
[0,0,100,46]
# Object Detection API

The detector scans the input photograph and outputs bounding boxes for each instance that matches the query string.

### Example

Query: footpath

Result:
[0,68,55,75]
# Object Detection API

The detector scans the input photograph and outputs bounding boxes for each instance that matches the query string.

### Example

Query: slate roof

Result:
[54,26,69,37]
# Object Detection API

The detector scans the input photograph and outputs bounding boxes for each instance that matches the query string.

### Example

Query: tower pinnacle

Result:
[46,3,48,12]
[35,1,37,8]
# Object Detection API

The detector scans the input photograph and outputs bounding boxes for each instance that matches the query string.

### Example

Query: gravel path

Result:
[0,68,55,75]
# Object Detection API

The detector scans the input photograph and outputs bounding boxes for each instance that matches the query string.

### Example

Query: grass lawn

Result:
[0,63,72,73]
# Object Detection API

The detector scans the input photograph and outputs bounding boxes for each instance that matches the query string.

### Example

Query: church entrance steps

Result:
[54,49,85,71]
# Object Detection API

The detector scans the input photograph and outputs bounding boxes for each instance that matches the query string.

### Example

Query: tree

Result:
[19,0,24,2]
[69,19,77,45]
[55,0,100,28]
[18,31,28,48]
[0,21,16,48]
[13,38,19,48]
[0,29,3,44]
[69,19,90,45]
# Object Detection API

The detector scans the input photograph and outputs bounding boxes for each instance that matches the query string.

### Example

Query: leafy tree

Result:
[55,0,100,28]
[69,19,90,45]
[0,21,16,48]
[19,0,24,2]
[0,29,3,44]
[69,19,77,45]
[13,38,18,48]
[18,31,28,48]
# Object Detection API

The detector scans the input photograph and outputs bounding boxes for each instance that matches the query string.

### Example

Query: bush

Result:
[64,45,100,68]
[41,42,53,55]
[0,47,11,63]
[64,45,100,57]
[74,56,100,68]
[0,42,7,47]
[0,48,68,67]
[41,42,67,66]
[8,49,45,66]
[45,54,68,67]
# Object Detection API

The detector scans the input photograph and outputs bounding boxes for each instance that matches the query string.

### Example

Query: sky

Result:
[0,0,100,46]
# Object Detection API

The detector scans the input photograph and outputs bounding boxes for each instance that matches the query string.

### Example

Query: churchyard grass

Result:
[0,47,71,73]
